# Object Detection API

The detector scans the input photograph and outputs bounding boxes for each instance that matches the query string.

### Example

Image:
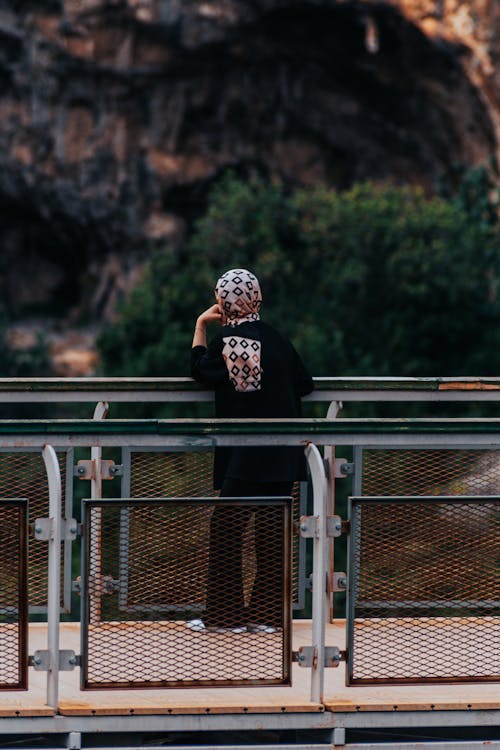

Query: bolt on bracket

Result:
[299,515,319,538]
[33,518,78,541]
[33,518,52,541]
[334,459,355,478]
[299,515,343,538]
[333,572,347,591]
[294,645,343,668]
[326,515,343,538]
[30,650,80,671]
[74,459,123,480]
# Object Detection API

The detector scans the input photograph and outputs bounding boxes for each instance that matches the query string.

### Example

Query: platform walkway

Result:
[1,620,497,719]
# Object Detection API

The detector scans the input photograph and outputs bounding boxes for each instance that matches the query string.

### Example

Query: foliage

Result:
[0,311,50,377]
[98,174,500,378]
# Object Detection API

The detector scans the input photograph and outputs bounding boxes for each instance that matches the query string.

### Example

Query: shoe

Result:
[247,623,276,634]
[186,618,206,631]
[206,624,247,634]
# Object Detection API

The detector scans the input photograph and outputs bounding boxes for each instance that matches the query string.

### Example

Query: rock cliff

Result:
[0,0,498,329]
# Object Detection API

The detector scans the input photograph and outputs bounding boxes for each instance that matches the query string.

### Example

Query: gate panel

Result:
[347,496,499,685]
[0,499,28,690]
[82,497,292,689]
[123,449,307,609]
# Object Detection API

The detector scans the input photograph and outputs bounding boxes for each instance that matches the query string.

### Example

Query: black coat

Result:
[191,320,314,488]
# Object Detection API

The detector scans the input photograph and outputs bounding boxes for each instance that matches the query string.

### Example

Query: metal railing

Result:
[0,377,498,707]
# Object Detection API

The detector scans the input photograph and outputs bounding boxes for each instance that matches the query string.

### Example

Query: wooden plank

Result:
[323,700,500,712]
[0,706,54,717]
[58,701,324,716]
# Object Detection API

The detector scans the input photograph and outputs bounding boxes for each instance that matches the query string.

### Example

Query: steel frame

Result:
[0,380,497,748]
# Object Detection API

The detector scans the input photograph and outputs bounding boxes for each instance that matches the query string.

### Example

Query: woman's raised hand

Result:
[196,304,223,327]
[192,304,223,347]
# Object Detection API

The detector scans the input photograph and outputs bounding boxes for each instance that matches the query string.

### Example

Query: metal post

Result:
[305,443,328,704]
[89,402,108,624]
[325,400,342,621]
[42,443,62,709]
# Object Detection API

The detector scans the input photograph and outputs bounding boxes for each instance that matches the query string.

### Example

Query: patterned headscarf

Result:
[215,268,262,325]
[215,269,262,392]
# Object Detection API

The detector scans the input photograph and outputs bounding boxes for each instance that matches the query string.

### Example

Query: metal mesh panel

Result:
[347,496,499,685]
[361,448,500,496]
[0,451,68,610]
[128,450,304,606]
[82,497,291,689]
[0,499,28,690]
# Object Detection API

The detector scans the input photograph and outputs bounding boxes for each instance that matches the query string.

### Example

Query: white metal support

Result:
[305,442,329,704]
[89,401,109,624]
[42,443,63,709]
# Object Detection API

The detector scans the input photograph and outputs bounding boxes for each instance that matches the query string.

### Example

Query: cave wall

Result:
[0,0,497,320]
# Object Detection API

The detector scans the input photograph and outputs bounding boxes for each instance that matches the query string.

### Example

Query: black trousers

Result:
[204,478,293,628]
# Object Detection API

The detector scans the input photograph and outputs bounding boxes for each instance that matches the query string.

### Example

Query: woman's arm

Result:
[191,303,229,385]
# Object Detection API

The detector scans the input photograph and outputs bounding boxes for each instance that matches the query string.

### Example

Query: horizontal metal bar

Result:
[2,418,500,449]
[342,743,500,750]
[0,377,500,403]
[74,746,337,750]
[3,416,500,435]
[0,711,498,734]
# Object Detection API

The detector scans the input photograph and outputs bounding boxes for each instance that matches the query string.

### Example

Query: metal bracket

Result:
[74,459,123,480]
[299,515,319,538]
[294,645,343,668]
[300,515,343,538]
[33,517,78,541]
[333,572,347,592]
[326,515,343,537]
[334,459,354,478]
[87,575,120,596]
[30,650,80,671]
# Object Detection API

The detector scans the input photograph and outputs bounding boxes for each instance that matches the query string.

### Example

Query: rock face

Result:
[0,0,498,323]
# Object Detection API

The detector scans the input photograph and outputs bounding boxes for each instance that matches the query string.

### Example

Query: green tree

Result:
[98,175,500,378]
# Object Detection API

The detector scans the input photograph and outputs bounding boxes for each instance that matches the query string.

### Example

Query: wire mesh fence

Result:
[347,496,500,685]
[81,497,292,689]
[125,449,306,607]
[0,499,28,690]
[360,448,500,496]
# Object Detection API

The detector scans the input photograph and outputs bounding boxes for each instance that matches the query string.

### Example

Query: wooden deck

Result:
[0,620,498,717]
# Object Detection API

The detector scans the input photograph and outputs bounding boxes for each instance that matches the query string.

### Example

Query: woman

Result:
[190,268,313,632]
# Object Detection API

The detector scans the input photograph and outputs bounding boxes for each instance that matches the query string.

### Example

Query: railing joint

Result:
[29,650,80,671]
[294,645,343,668]
[334,458,355,477]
